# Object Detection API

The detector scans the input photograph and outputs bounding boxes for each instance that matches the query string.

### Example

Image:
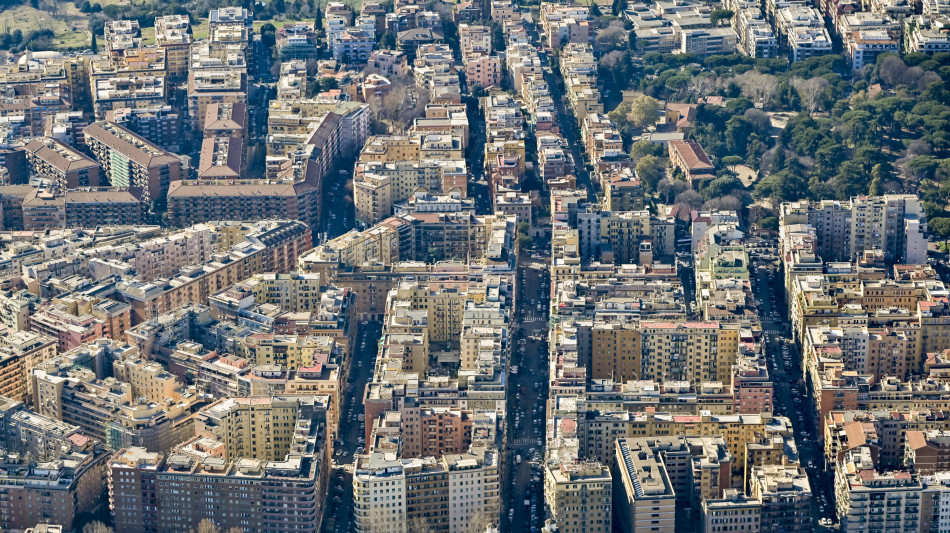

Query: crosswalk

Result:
[511,438,538,447]
[521,316,546,323]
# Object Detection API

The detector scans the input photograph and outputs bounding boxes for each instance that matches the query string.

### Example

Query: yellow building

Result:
[591,322,641,382]
[640,321,740,383]
[195,396,302,462]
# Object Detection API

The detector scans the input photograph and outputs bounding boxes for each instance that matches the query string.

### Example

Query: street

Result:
[321,321,383,533]
[748,246,836,530]
[504,245,551,533]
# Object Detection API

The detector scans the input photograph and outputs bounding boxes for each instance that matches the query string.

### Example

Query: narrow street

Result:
[321,322,383,533]
[504,246,551,533]
[749,248,836,530]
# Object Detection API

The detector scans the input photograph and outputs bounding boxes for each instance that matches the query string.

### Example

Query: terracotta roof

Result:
[23,137,99,173]
[198,134,243,179]
[906,430,928,451]
[84,121,181,169]
[669,139,714,171]
[65,188,143,203]
[203,102,246,133]
[167,179,316,197]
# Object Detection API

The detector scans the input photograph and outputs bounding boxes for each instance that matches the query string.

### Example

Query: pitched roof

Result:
[84,121,181,169]
[669,139,714,170]
[23,137,100,173]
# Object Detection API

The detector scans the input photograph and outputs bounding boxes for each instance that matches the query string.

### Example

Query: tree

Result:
[754,169,807,202]
[635,155,665,192]
[260,23,277,48]
[83,522,113,533]
[599,50,633,92]
[734,71,778,106]
[709,9,734,26]
[594,21,626,54]
[611,0,627,16]
[90,32,98,54]
[721,155,744,172]
[629,139,662,160]
[628,95,661,129]
[930,218,950,238]
[491,23,505,52]
[195,520,220,533]
[674,189,704,210]
[589,1,602,17]
[833,160,871,200]
[519,232,534,250]
[700,175,743,200]
[791,77,830,113]
[758,216,779,231]
[379,31,396,49]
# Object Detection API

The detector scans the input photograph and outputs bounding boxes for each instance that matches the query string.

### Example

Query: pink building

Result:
[358,73,392,102]
[732,363,774,415]
[465,55,502,88]
[368,49,410,78]
[30,306,106,353]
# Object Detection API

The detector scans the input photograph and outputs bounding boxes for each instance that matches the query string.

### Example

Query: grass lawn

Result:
[0,1,134,50]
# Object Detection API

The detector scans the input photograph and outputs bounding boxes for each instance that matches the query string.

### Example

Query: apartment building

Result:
[702,489,762,533]
[32,343,201,452]
[544,460,612,533]
[197,133,244,180]
[23,136,101,189]
[834,447,922,532]
[399,403,474,458]
[0,330,57,403]
[30,304,107,352]
[847,30,899,71]
[540,4,593,48]
[167,180,321,236]
[109,397,327,533]
[668,139,715,184]
[64,188,143,227]
[353,447,499,533]
[154,15,192,81]
[91,73,167,120]
[116,220,312,324]
[187,70,246,131]
[208,6,253,44]
[905,430,950,474]
[194,396,305,461]
[749,464,813,533]
[613,439,678,533]
[603,168,645,212]
[21,189,65,229]
[775,6,833,62]
[106,105,183,153]
[104,20,142,56]
[84,121,184,207]
[0,399,108,532]
[680,27,739,58]
[277,23,320,60]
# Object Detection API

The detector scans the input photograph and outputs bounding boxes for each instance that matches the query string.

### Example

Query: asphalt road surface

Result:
[322,322,382,533]
[504,245,551,533]
[749,246,837,530]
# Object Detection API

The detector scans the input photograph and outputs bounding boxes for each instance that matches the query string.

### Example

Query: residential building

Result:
[544,460,612,533]
[84,121,184,207]
[109,397,327,533]
[23,137,101,190]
